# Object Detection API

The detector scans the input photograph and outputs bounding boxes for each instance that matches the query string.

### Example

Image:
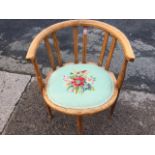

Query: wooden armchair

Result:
[26,20,135,134]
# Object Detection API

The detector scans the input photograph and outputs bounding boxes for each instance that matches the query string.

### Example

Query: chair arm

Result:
[26,33,43,61]
[120,35,135,62]
[26,36,45,91]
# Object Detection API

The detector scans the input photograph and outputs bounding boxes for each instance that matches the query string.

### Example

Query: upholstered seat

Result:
[45,63,117,111]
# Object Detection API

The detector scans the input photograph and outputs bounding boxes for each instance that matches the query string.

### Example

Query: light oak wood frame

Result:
[26,20,135,134]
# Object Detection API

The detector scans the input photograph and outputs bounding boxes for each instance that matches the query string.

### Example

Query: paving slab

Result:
[3,78,155,135]
[0,55,35,75]
[0,71,31,133]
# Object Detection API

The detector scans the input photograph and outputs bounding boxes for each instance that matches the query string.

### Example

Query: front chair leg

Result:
[45,104,53,120]
[110,101,117,117]
[77,116,83,134]
[110,93,119,118]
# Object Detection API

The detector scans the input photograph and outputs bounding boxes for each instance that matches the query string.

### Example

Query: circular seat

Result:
[44,63,118,115]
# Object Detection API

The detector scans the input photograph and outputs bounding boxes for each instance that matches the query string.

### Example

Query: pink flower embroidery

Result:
[63,70,96,94]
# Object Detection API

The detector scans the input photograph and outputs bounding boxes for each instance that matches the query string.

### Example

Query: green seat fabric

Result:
[46,63,115,109]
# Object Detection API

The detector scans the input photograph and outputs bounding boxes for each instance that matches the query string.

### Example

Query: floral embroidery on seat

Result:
[63,70,96,94]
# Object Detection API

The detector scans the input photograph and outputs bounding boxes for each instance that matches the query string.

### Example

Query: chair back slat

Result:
[44,37,56,70]
[31,59,44,91]
[73,26,79,63]
[82,27,88,63]
[117,58,128,90]
[51,32,62,66]
[98,32,109,66]
[105,37,117,70]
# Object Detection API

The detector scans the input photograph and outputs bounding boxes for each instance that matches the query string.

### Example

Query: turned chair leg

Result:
[77,116,83,134]
[110,93,119,119]
[110,101,117,117]
[45,104,53,119]
[108,102,117,120]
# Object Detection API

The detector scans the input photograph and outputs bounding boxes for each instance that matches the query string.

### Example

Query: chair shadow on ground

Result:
[4,80,155,135]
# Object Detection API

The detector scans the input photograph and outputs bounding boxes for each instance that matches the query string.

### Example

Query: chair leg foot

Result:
[77,116,83,134]
[108,106,117,122]
[108,106,115,121]
[46,105,53,120]
[110,104,116,117]
[110,94,120,118]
